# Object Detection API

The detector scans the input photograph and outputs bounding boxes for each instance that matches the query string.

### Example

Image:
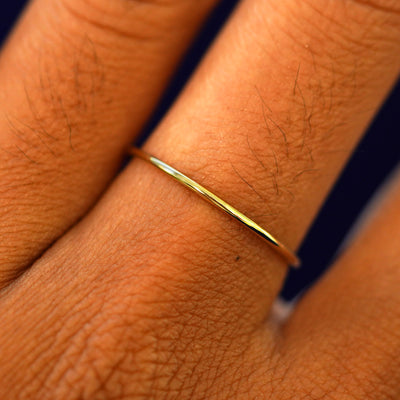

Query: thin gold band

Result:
[130,147,300,268]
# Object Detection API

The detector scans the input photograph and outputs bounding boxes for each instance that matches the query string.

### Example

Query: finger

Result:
[0,0,219,285]
[1,1,399,396]
[279,166,400,398]
[92,0,399,319]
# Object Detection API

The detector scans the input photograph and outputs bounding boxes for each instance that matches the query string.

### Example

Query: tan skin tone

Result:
[0,0,399,398]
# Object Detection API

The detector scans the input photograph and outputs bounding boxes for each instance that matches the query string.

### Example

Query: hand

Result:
[0,0,399,398]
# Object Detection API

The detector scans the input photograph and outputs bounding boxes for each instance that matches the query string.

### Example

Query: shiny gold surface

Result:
[130,147,300,268]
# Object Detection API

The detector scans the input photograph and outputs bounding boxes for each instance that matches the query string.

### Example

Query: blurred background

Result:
[1,0,399,301]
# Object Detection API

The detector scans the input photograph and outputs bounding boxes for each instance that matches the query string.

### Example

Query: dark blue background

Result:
[1,0,399,300]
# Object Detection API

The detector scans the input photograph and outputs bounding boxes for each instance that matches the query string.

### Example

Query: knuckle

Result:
[34,271,223,400]
[307,0,400,37]
[275,0,400,62]
[38,302,158,399]
[59,0,185,42]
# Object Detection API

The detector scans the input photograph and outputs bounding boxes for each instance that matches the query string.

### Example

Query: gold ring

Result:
[129,147,300,268]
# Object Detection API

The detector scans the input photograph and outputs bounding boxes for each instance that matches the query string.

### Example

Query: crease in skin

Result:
[59,0,161,42]
[350,0,400,16]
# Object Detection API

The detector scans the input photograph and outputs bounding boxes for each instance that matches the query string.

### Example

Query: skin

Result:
[0,0,399,398]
